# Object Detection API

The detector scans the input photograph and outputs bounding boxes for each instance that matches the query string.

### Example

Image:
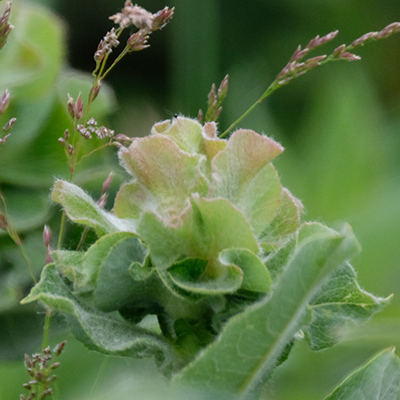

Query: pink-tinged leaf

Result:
[152,117,226,160]
[210,130,284,235]
[151,116,204,155]
[113,182,155,219]
[119,135,208,224]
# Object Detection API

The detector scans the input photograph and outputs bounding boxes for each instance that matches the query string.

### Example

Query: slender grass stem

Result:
[219,82,280,138]
[19,243,36,283]
[41,307,52,350]
[89,356,111,400]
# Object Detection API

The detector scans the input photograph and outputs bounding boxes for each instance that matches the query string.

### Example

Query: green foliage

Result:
[22,115,395,397]
[2,1,400,399]
[323,348,400,400]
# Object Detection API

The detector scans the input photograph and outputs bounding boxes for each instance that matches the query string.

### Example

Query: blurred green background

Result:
[0,0,400,399]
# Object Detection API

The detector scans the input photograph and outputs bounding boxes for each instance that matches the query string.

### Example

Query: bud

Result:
[97,193,108,209]
[63,129,70,140]
[54,341,66,356]
[24,354,33,369]
[207,83,216,108]
[89,81,101,102]
[75,94,83,120]
[0,133,10,145]
[0,89,10,116]
[217,74,229,103]
[36,372,45,382]
[212,106,222,121]
[304,55,326,69]
[197,109,204,124]
[290,45,309,62]
[67,144,74,155]
[51,362,60,369]
[101,172,114,194]
[151,6,174,31]
[40,388,53,400]
[58,137,66,147]
[338,51,361,61]
[67,94,75,119]
[127,30,149,51]
[0,2,13,51]
[333,44,346,57]
[43,225,52,248]
[47,375,57,383]
[376,22,400,39]
[0,212,8,230]
[3,117,16,133]
[128,5,154,30]
[350,32,378,48]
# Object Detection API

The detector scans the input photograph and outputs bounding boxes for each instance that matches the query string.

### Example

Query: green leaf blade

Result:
[51,180,136,236]
[21,264,174,372]
[173,222,360,397]
[323,348,400,400]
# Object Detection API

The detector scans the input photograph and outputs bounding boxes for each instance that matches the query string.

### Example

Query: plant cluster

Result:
[1,1,400,399]
[21,341,66,400]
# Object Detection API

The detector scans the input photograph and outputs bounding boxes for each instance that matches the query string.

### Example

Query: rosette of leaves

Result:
[22,117,395,397]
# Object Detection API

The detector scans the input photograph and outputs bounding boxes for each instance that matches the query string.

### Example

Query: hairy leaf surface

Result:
[174,223,360,397]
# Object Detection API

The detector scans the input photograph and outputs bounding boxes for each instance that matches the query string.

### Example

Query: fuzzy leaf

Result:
[304,262,390,350]
[219,248,271,293]
[168,257,243,295]
[119,135,208,224]
[94,235,149,312]
[151,117,204,155]
[21,264,173,369]
[259,188,303,249]
[51,249,85,287]
[210,129,284,235]
[51,180,136,236]
[139,196,259,294]
[323,348,400,400]
[113,182,151,219]
[76,232,136,292]
[151,117,226,162]
[173,222,360,397]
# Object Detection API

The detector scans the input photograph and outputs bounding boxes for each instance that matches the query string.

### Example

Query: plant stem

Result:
[41,307,52,350]
[219,82,281,138]
[89,356,110,400]
[19,243,36,283]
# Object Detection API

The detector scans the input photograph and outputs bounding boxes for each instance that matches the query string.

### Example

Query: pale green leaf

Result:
[81,232,137,292]
[173,222,360,397]
[210,129,284,235]
[259,188,303,248]
[119,135,208,223]
[114,182,151,219]
[168,257,243,295]
[151,117,226,162]
[94,236,149,312]
[139,196,259,295]
[323,348,400,400]
[51,180,136,236]
[151,116,204,155]
[51,249,85,287]
[21,264,173,370]
[304,262,390,350]
[219,248,271,293]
